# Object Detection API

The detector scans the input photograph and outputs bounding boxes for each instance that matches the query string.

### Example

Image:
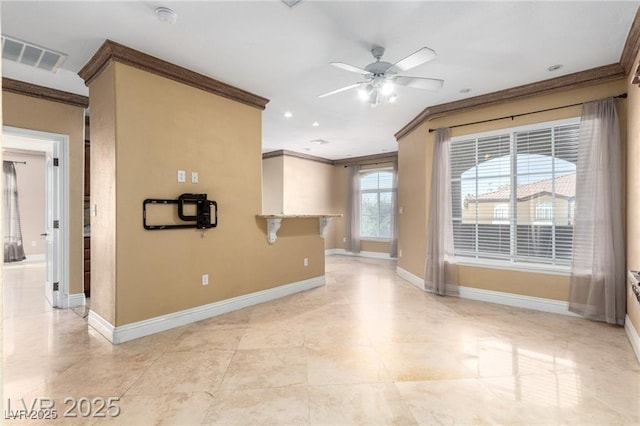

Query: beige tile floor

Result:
[2,256,640,425]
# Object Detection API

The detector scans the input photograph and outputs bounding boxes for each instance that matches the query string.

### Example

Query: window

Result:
[535,202,552,221]
[360,170,394,239]
[450,119,579,267]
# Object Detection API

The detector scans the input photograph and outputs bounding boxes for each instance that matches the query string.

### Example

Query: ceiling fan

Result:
[319,45,443,105]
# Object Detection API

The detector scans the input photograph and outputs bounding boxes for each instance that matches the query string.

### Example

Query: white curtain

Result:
[3,161,26,263]
[390,159,398,258]
[424,128,458,295]
[568,97,625,325]
[346,164,361,253]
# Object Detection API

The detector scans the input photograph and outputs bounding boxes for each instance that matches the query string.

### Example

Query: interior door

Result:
[44,148,60,307]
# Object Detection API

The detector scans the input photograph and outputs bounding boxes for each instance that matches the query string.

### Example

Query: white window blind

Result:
[450,120,579,267]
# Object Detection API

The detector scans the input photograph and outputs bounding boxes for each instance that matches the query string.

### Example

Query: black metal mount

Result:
[143,193,218,230]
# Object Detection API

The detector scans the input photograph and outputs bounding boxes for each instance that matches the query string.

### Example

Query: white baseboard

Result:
[26,254,46,262]
[625,315,640,365]
[88,275,325,344]
[62,292,86,308]
[326,248,396,260]
[396,266,577,317]
[396,267,424,290]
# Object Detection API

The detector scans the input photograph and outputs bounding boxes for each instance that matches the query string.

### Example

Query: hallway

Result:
[3,256,639,424]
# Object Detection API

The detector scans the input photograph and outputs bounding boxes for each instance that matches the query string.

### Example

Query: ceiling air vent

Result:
[1,35,67,72]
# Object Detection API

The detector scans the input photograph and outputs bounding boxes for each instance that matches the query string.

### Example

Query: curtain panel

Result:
[424,128,458,295]
[3,161,27,263]
[568,97,625,325]
[346,164,361,253]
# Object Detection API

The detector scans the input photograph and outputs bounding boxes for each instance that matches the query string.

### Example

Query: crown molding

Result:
[262,149,397,166]
[395,63,625,140]
[621,6,640,74]
[262,149,333,165]
[2,78,89,108]
[78,40,269,110]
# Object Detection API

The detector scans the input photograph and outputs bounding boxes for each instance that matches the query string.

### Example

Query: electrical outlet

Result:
[342,237,346,243]
[202,274,209,286]
[399,206,404,214]
[191,172,199,184]
[303,258,308,266]
[177,170,186,183]
[399,249,403,257]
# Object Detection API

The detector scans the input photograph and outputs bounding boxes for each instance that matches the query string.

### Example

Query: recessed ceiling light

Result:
[284,111,293,118]
[460,88,472,94]
[155,7,178,24]
[310,139,328,145]
[312,121,319,127]
[547,64,563,72]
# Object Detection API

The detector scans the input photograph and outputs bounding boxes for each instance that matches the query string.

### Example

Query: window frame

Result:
[450,117,579,274]
[358,168,394,241]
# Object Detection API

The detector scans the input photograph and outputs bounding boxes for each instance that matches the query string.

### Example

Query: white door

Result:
[44,146,60,307]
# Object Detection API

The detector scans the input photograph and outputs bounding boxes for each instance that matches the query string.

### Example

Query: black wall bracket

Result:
[143,193,218,230]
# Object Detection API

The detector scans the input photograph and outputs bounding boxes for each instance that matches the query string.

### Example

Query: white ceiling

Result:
[2,1,638,160]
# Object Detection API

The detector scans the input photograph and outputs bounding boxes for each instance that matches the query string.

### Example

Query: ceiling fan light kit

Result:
[319,44,443,105]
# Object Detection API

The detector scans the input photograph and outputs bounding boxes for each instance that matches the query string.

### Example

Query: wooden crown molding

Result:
[621,6,640,74]
[262,149,397,166]
[2,78,89,108]
[395,63,626,140]
[262,150,333,165]
[78,40,269,110]
[332,152,397,166]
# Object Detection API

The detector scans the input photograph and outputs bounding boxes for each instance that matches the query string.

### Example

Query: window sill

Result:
[455,257,570,276]
[360,238,391,243]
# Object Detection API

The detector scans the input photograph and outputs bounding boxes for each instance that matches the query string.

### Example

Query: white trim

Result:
[625,315,640,366]
[88,310,115,340]
[396,266,577,316]
[396,266,424,290]
[325,248,395,260]
[88,276,325,344]
[61,292,86,308]
[26,254,46,262]
[456,257,570,276]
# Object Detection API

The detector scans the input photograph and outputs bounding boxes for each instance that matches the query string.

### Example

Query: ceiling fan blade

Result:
[318,82,362,98]
[393,76,444,91]
[392,47,436,72]
[330,62,372,75]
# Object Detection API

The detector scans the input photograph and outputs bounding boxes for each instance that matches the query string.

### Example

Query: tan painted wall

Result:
[397,121,430,275]
[627,49,640,334]
[397,79,626,301]
[329,164,348,250]
[90,62,324,326]
[262,156,283,214]
[282,156,334,215]
[3,150,46,257]
[2,92,85,295]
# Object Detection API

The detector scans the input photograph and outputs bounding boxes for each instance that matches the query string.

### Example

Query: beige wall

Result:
[3,92,85,295]
[3,151,46,257]
[90,62,325,326]
[262,156,283,214]
[397,121,430,275]
[397,79,626,301]
[282,156,334,214]
[329,164,348,250]
[627,49,640,334]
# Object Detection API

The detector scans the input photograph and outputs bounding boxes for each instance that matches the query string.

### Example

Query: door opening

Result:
[3,127,69,308]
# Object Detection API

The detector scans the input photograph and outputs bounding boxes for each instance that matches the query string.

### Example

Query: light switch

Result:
[399,206,404,214]
[177,170,186,183]
[191,172,199,184]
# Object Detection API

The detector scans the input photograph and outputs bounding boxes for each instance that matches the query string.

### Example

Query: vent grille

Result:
[1,35,67,72]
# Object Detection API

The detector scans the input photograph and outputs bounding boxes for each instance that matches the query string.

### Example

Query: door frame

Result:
[3,126,69,307]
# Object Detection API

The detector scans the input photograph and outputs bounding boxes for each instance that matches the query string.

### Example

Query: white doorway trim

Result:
[3,126,71,308]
